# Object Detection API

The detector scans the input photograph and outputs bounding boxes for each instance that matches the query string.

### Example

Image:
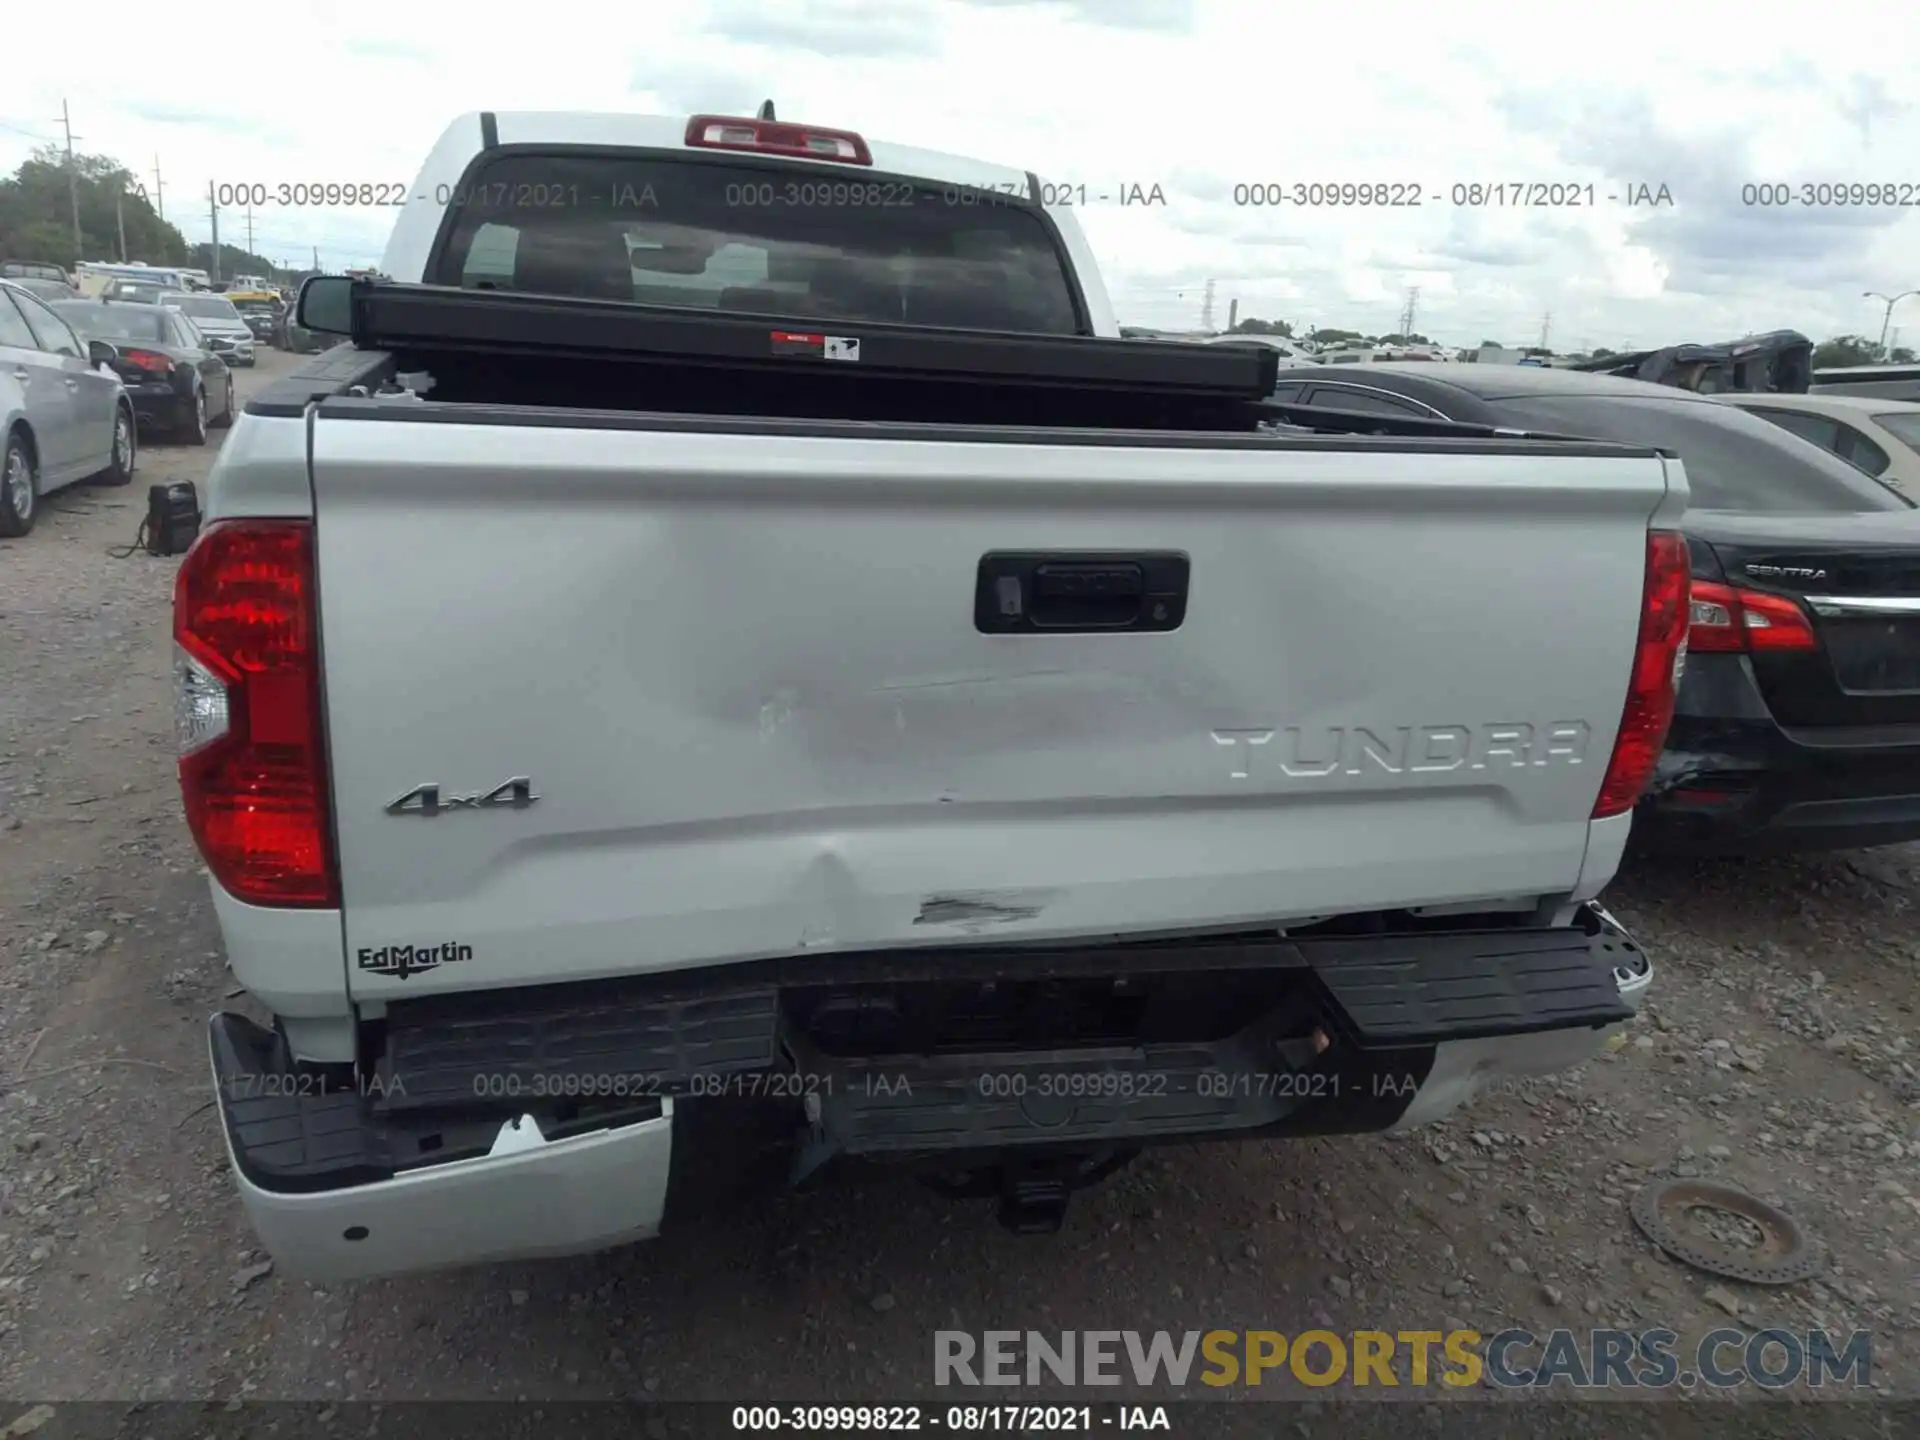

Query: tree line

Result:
[0,146,295,282]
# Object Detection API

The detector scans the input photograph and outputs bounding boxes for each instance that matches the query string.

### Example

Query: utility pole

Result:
[1200,278,1216,332]
[312,244,320,274]
[152,156,165,221]
[1539,312,1553,350]
[56,100,83,266]
[208,181,222,285]
[245,202,255,261]
[1865,291,1919,360]
[1398,286,1419,339]
[115,190,127,261]
[1227,297,1238,330]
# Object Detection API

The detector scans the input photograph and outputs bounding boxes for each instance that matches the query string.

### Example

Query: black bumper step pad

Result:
[1298,921,1639,1048]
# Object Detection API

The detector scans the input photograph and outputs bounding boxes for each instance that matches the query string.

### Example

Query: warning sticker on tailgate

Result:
[768,331,862,360]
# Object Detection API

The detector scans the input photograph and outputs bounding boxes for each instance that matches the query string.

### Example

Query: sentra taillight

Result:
[1687,580,1818,653]
[683,114,873,166]
[173,520,336,906]
[1593,531,1691,819]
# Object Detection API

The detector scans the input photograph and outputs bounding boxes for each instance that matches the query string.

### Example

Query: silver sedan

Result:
[1,278,138,538]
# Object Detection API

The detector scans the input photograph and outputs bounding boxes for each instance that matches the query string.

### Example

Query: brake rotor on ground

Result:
[1630,1178,1824,1285]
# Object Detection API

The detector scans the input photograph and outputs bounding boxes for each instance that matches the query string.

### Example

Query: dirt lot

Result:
[3,348,1917,1420]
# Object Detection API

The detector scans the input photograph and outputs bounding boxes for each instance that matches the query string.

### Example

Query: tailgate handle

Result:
[975,552,1189,634]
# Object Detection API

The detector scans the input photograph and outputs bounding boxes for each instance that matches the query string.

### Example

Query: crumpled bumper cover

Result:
[209,900,1649,1280]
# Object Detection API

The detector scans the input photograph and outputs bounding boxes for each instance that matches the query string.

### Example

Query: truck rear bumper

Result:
[210,902,1650,1281]
[218,1092,673,1282]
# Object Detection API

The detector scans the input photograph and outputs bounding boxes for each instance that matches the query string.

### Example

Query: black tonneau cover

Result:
[324,277,1277,400]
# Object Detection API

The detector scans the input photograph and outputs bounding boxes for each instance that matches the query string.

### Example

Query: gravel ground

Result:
[2,349,1917,1424]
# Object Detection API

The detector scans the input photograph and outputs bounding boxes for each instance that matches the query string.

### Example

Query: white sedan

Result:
[1716,391,1920,492]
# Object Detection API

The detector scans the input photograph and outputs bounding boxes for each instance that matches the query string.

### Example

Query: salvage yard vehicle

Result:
[159,291,256,366]
[52,297,235,443]
[182,109,1681,1283]
[85,263,191,296]
[1717,392,1920,492]
[225,290,283,346]
[101,279,178,306]
[1270,362,1920,855]
[1,278,137,537]
[277,305,339,354]
[1566,330,1813,395]
[1,259,74,287]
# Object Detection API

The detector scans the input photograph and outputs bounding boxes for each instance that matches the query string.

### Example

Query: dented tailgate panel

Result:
[309,415,1669,998]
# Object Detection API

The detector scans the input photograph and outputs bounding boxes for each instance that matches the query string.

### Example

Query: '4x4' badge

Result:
[385,779,537,817]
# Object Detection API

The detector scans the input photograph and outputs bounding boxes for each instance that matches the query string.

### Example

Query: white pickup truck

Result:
[179,110,1684,1282]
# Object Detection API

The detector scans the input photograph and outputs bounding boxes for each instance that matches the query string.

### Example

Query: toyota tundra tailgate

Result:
[306,414,1676,998]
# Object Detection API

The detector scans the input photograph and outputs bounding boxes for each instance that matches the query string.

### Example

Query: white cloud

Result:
[5,0,1918,349]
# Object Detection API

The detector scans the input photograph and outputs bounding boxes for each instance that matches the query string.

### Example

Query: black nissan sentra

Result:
[51,298,237,445]
[1269,362,1920,855]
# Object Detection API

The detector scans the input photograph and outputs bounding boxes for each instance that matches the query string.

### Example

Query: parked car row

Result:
[94,275,341,357]
[1267,361,1920,857]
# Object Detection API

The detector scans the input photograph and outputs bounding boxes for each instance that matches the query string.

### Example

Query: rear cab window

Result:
[428,151,1085,335]
[51,303,171,344]
[1492,396,1914,513]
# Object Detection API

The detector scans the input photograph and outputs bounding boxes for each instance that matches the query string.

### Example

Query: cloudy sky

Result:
[6,0,1919,350]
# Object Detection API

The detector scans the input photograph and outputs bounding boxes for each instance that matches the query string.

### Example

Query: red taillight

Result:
[173,520,336,906]
[1593,531,1692,819]
[1687,579,1818,653]
[683,114,873,166]
[121,348,174,373]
